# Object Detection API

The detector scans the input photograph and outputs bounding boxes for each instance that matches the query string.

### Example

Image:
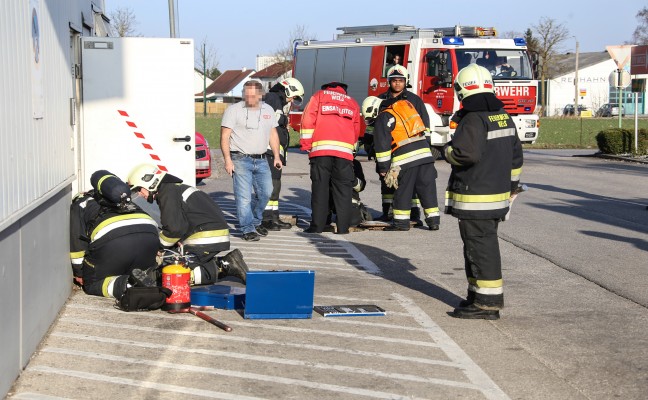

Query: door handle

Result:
[173,135,191,142]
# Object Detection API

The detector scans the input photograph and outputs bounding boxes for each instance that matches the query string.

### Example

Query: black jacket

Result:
[263,84,290,164]
[156,174,230,252]
[444,93,523,220]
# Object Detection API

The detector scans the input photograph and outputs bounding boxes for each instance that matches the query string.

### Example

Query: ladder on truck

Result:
[336,24,497,40]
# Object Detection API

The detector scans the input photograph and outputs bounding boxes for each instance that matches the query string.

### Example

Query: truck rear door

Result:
[80,37,195,190]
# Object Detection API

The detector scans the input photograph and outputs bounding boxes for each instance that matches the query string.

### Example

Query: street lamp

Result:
[573,37,579,116]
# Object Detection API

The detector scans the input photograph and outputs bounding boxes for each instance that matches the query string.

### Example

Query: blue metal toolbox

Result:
[190,284,246,310]
[243,270,315,319]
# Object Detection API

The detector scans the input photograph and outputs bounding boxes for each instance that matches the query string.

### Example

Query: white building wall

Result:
[546,59,617,116]
[0,0,102,396]
[194,69,213,95]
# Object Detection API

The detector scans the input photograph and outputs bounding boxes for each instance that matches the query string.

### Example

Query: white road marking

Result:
[394,293,511,400]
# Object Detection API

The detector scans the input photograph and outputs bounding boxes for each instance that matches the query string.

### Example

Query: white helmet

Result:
[454,63,495,101]
[386,64,409,84]
[361,96,383,122]
[279,78,305,105]
[127,164,166,193]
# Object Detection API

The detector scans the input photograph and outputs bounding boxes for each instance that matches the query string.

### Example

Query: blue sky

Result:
[105,0,644,71]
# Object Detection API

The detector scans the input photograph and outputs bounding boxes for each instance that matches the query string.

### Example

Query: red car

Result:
[195,132,211,183]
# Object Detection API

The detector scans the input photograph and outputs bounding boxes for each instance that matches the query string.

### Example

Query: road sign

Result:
[609,69,631,88]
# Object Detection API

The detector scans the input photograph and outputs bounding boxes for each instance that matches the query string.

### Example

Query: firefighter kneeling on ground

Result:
[361,95,440,231]
[445,64,523,320]
[127,164,249,287]
[69,170,171,310]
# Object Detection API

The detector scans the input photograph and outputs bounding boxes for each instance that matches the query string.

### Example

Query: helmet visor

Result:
[291,95,303,106]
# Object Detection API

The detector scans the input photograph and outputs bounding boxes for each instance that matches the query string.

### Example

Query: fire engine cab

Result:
[290,24,540,146]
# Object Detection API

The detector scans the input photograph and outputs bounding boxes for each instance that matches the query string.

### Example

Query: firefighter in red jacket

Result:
[362,96,440,231]
[300,82,363,234]
[445,64,524,320]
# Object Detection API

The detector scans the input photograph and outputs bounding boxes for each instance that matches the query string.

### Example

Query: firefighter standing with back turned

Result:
[300,82,363,234]
[261,78,305,231]
[362,95,440,231]
[445,64,523,320]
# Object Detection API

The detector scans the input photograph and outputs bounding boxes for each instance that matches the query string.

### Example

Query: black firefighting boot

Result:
[410,207,423,227]
[218,249,248,284]
[274,210,292,229]
[458,291,475,308]
[377,203,392,221]
[129,267,159,288]
[110,275,130,300]
[451,304,500,320]
[424,216,440,231]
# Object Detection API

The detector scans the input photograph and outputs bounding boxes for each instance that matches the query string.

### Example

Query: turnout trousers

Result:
[82,232,159,297]
[458,218,504,310]
[263,155,283,223]
[309,156,354,233]
[392,162,440,229]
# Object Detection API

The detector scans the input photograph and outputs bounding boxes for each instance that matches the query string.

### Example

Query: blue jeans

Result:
[232,154,273,234]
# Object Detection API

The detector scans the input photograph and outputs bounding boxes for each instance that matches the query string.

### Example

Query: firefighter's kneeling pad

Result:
[118,286,172,311]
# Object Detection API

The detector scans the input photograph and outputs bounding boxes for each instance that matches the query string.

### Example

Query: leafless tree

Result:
[196,37,221,115]
[499,30,523,39]
[631,7,648,44]
[109,7,140,37]
[532,17,570,116]
[273,25,317,63]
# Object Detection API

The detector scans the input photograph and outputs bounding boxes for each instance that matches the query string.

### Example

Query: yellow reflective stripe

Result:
[91,213,156,241]
[312,140,355,149]
[70,251,85,259]
[102,276,117,298]
[184,229,230,246]
[160,232,179,247]
[424,207,439,217]
[411,198,420,205]
[393,209,410,215]
[445,146,461,166]
[301,128,314,134]
[311,142,354,154]
[96,174,113,194]
[186,229,229,239]
[392,147,431,164]
[511,167,522,181]
[469,277,503,288]
[447,192,510,203]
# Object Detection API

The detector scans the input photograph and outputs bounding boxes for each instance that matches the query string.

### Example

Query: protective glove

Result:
[384,165,401,189]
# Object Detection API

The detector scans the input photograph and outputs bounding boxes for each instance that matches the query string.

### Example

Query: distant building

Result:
[256,55,279,71]
[194,68,214,96]
[545,50,645,116]
[250,61,292,92]
[195,68,256,103]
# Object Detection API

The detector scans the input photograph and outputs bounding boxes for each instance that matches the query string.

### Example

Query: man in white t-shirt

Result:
[221,81,282,241]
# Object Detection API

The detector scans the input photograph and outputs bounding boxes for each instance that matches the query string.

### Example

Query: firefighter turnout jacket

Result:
[373,98,434,173]
[69,193,158,279]
[263,86,290,164]
[444,100,523,220]
[300,86,363,160]
[156,174,230,252]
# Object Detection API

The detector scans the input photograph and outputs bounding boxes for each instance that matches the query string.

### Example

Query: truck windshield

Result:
[456,49,532,80]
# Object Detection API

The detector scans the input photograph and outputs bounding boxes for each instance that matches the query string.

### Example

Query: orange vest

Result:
[383,100,426,151]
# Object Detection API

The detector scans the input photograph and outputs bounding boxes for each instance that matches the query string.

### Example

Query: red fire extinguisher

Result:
[161,261,191,312]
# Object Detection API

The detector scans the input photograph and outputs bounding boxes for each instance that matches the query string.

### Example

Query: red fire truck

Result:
[290,24,539,146]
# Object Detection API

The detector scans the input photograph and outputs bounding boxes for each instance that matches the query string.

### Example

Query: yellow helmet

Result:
[361,96,383,122]
[386,64,409,84]
[454,63,495,101]
[127,164,166,193]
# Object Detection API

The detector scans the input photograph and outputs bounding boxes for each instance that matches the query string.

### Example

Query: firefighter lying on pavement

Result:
[69,170,170,310]
[127,164,248,285]
[261,78,305,231]
[444,64,524,320]
[362,95,440,231]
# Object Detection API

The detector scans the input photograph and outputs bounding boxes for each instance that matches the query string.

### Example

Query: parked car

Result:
[563,104,588,116]
[596,103,625,117]
[195,132,211,183]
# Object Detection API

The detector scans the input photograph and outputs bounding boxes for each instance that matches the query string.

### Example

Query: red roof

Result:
[250,62,292,79]
[197,69,255,96]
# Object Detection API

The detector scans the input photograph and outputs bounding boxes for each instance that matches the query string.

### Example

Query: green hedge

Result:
[595,128,648,155]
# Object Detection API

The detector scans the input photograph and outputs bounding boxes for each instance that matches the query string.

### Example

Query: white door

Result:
[80,37,195,191]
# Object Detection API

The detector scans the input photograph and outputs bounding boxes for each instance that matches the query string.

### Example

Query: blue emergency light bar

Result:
[442,37,464,45]
[514,38,527,46]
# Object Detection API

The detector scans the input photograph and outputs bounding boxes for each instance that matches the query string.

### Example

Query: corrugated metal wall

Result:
[0,1,104,397]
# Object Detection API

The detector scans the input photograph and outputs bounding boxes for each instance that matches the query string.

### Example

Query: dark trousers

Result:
[309,156,354,233]
[82,232,159,297]
[458,219,503,309]
[263,155,283,222]
[392,163,440,229]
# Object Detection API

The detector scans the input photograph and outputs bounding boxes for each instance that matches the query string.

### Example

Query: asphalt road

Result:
[7,149,648,400]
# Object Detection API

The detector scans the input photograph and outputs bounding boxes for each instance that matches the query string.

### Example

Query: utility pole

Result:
[203,43,207,116]
[574,38,579,117]
[168,0,176,38]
